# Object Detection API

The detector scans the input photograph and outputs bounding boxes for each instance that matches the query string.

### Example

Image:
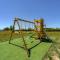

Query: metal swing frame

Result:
[9,18,47,57]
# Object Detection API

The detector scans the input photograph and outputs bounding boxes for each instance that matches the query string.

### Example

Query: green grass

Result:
[0,31,20,42]
[0,40,51,60]
[11,37,40,49]
[1,31,60,60]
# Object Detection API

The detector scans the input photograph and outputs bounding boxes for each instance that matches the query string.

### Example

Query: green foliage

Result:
[45,28,60,31]
[20,28,34,31]
[3,27,10,31]
[3,26,13,31]
[28,28,34,31]
[10,25,13,30]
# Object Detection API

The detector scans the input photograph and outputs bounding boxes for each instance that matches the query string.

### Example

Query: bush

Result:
[3,27,10,31]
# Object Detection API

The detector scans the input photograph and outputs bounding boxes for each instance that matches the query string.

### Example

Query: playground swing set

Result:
[9,17,49,57]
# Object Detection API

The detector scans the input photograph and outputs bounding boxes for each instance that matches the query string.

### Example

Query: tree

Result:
[28,28,33,31]
[10,25,13,30]
[3,27,10,31]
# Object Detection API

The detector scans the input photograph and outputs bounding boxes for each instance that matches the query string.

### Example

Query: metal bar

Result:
[17,20,30,57]
[9,20,15,44]
[15,18,34,24]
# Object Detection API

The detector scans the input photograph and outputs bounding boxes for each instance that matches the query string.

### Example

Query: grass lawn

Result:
[1,31,60,60]
[0,38,52,60]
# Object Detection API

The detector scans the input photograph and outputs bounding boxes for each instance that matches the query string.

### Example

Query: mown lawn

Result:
[1,31,60,60]
[0,31,52,60]
[0,40,51,60]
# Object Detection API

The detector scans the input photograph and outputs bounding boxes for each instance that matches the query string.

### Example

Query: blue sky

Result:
[0,0,60,29]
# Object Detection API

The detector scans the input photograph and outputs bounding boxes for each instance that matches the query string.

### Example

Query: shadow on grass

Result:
[30,42,41,49]
[27,38,52,57]
[41,38,53,43]
[9,38,52,57]
[9,42,25,50]
[9,41,41,57]
[27,42,41,57]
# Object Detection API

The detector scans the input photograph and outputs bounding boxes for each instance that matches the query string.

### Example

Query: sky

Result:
[0,0,60,29]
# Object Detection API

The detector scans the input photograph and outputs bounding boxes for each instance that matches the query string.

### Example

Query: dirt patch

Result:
[51,51,60,60]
